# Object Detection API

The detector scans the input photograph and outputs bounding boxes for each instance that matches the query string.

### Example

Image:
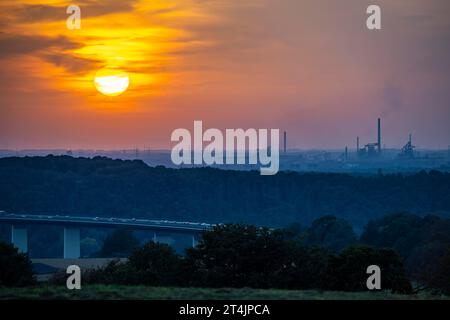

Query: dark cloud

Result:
[7,0,138,23]
[76,0,137,17]
[42,53,100,74]
[0,33,99,75]
[9,4,62,22]
[0,34,81,58]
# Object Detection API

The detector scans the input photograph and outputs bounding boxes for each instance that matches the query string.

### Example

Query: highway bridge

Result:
[0,212,215,259]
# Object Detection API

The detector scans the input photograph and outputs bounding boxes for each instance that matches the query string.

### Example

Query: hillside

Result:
[1,155,450,229]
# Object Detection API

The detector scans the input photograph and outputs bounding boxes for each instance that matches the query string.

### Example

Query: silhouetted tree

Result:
[361,213,450,282]
[0,242,35,287]
[422,246,450,294]
[269,245,333,290]
[324,245,412,294]
[127,242,183,286]
[185,224,294,288]
[303,215,357,251]
[97,228,139,257]
[281,222,304,242]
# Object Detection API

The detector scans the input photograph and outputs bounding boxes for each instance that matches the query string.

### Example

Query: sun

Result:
[94,68,129,96]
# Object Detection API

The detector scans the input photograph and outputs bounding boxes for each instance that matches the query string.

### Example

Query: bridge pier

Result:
[64,227,80,259]
[1,213,214,258]
[11,226,28,253]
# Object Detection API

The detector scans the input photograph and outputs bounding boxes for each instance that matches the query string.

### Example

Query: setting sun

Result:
[94,68,129,97]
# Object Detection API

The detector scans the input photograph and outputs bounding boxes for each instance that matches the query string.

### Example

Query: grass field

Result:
[0,285,448,300]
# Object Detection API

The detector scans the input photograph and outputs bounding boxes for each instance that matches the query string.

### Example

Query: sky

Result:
[0,0,449,150]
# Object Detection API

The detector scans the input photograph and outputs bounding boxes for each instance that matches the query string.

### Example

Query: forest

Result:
[1,155,450,230]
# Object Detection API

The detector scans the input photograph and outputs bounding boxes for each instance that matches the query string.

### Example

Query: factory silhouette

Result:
[0,117,448,174]
[356,118,382,158]
[351,118,415,160]
[277,117,448,173]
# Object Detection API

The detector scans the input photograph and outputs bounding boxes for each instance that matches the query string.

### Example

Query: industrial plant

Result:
[0,117,448,174]
[356,118,382,158]
[276,117,449,173]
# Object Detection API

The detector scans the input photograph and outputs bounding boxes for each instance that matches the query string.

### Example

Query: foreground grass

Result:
[0,285,448,300]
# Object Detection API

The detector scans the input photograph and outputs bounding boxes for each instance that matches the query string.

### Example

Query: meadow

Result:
[0,285,448,300]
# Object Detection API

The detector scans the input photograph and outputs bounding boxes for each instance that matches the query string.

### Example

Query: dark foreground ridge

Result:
[0,155,449,228]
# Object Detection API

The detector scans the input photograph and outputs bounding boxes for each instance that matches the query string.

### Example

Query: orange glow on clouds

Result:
[0,0,211,101]
[1,1,450,149]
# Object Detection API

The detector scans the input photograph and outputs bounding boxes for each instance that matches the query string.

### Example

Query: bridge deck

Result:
[0,213,214,234]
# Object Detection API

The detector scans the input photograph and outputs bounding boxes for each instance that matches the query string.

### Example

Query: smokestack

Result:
[357,136,359,153]
[377,118,381,154]
[283,131,287,154]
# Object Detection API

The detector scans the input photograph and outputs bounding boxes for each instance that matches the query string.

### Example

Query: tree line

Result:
[2,218,449,294]
[49,224,413,294]
[1,155,450,229]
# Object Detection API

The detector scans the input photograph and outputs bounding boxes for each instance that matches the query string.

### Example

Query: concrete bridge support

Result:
[64,227,80,259]
[11,226,28,253]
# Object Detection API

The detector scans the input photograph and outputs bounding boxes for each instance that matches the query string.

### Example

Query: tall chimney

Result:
[283,131,287,154]
[377,118,381,154]
[357,136,359,153]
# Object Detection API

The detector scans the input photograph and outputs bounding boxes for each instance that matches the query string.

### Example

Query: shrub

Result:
[127,242,183,286]
[185,224,294,288]
[425,246,450,295]
[0,241,35,287]
[50,242,184,286]
[323,245,412,294]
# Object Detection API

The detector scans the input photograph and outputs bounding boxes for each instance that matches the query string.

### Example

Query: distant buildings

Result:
[357,118,382,159]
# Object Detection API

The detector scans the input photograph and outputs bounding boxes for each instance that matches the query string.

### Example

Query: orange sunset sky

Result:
[0,0,449,150]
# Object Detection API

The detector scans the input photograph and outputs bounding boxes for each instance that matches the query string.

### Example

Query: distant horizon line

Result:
[1,147,449,152]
